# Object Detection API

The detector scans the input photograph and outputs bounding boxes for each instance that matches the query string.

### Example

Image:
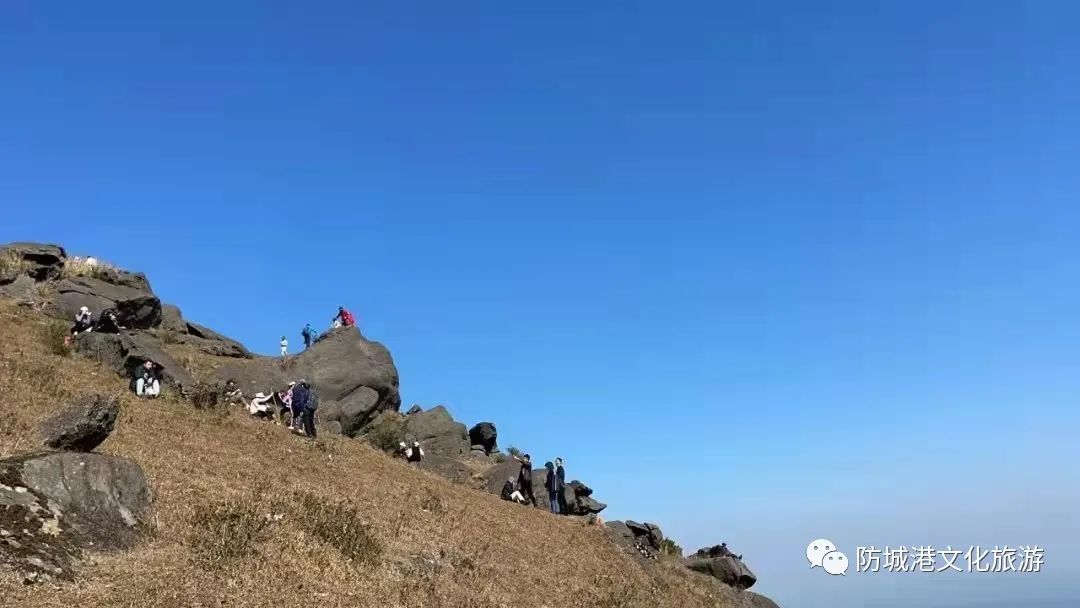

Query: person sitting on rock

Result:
[223,380,244,405]
[302,323,317,349]
[247,392,275,419]
[331,306,356,328]
[94,308,122,334]
[134,361,161,398]
[394,441,409,459]
[70,306,93,336]
[501,477,527,504]
[513,453,537,507]
[407,440,425,464]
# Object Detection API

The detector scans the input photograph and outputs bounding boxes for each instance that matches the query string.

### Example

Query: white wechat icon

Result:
[806,538,835,568]
[822,550,849,576]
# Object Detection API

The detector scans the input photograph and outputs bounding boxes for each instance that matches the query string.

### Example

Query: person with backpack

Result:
[300,381,318,439]
[513,453,537,507]
[290,380,308,434]
[302,323,317,349]
[331,306,356,328]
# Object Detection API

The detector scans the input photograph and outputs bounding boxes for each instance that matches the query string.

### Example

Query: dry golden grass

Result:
[61,256,120,280]
[0,301,751,608]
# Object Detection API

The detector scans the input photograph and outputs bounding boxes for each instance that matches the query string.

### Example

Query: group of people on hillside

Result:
[66,305,123,343]
[282,307,357,358]
[501,453,569,515]
[230,377,320,439]
[394,441,426,463]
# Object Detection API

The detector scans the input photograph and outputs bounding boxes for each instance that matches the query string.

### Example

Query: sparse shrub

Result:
[507,445,523,459]
[39,320,71,357]
[187,498,271,568]
[186,381,222,410]
[492,452,507,464]
[659,538,683,557]
[62,256,118,281]
[366,414,407,453]
[0,249,29,279]
[294,491,382,566]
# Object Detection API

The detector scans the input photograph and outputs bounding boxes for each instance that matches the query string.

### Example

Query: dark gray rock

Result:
[184,322,249,357]
[418,454,472,484]
[0,275,39,303]
[159,304,187,333]
[0,242,66,282]
[468,422,497,455]
[74,331,195,390]
[54,276,161,329]
[746,592,781,608]
[213,326,400,436]
[482,459,522,495]
[405,405,469,456]
[685,547,758,591]
[40,394,119,452]
[0,452,152,580]
[405,404,423,415]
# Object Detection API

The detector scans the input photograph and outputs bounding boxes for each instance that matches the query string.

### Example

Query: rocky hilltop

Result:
[0,241,780,608]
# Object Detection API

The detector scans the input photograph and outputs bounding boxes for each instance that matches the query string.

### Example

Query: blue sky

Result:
[2,2,1079,606]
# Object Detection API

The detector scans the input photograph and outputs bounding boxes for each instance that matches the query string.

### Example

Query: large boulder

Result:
[746,593,781,608]
[0,242,66,282]
[564,480,606,515]
[0,275,40,303]
[685,546,758,591]
[74,331,195,389]
[40,394,120,452]
[405,406,469,456]
[482,459,523,495]
[418,454,472,485]
[183,322,249,357]
[468,422,497,455]
[625,520,665,551]
[53,276,161,329]
[214,326,400,436]
[159,304,187,333]
[0,452,152,581]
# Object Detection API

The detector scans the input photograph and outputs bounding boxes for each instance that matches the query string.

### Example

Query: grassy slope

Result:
[0,301,751,608]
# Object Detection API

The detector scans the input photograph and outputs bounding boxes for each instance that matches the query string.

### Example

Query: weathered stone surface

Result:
[40,394,119,452]
[74,331,195,389]
[184,322,249,357]
[746,592,781,608]
[405,406,469,456]
[405,404,423,416]
[0,275,39,303]
[0,242,66,282]
[468,422,497,455]
[418,454,472,484]
[0,452,152,580]
[214,326,400,436]
[685,547,758,591]
[54,276,161,329]
[159,304,187,333]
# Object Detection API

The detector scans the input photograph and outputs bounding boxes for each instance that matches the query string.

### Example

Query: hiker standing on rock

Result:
[302,323,317,349]
[332,306,356,328]
[290,380,308,434]
[555,457,567,515]
[280,335,289,358]
[407,440,425,464]
[514,453,537,507]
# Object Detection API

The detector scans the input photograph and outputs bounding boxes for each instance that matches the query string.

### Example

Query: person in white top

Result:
[247,392,275,419]
[279,336,289,357]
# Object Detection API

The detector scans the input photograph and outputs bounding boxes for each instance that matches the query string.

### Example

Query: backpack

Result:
[307,390,319,411]
[302,326,314,340]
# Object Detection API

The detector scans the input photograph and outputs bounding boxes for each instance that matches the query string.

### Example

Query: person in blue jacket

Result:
[301,323,317,349]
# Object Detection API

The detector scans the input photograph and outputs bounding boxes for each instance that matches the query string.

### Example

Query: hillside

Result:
[0,243,780,608]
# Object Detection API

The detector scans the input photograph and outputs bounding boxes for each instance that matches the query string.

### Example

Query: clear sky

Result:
[2,2,1078,606]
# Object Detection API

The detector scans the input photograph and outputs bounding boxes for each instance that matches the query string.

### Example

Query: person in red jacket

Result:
[332,306,356,328]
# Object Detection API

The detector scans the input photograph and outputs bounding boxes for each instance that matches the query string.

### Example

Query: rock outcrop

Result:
[480,460,607,516]
[215,326,400,436]
[685,545,758,591]
[53,276,162,329]
[405,406,469,456]
[40,394,120,452]
[468,422,497,455]
[75,331,196,389]
[0,242,66,282]
[0,452,152,581]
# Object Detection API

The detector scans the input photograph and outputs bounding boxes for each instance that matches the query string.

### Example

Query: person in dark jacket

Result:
[514,453,537,507]
[555,457,568,515]
[407,440,425,463]
[290,380,309,434]
[544,461,560,514]
[133,361,160,398]
[302,323,317,349]
[300,381,318,439]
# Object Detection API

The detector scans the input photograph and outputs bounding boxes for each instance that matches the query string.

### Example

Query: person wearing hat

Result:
[71,306,93,336]
[331,306,356,328]
[394,441,410,459]
[247,391,275,419]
